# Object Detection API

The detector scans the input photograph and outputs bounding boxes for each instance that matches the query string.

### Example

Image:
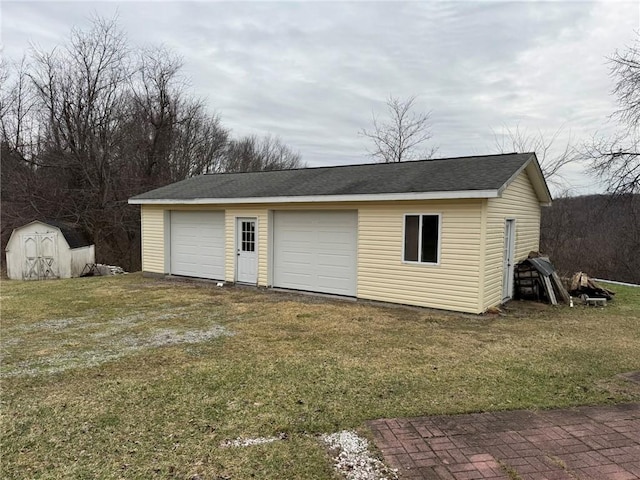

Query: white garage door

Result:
[273,211,357,296]
[170,211,225,280]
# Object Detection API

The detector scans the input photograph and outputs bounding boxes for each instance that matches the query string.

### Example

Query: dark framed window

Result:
[403,214,440,264]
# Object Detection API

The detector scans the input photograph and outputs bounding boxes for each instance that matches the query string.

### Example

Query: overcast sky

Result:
[3,1,639,195]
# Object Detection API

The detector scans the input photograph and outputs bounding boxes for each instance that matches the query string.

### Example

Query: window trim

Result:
[402,213,442,265]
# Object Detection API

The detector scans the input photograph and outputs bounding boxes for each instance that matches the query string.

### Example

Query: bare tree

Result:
[224,134,304,172]
[1,57,37,159]
[0,14,303,271]
[128,46,183,180]
[585,35,640,194]
[584,131,639,194]
[541,194,640,283]
[124,47,229,183]
[28,16,130,204]
[610,37,640,126]
[168,105,228,179]
[492,124,576,189]
[360,95,437,163]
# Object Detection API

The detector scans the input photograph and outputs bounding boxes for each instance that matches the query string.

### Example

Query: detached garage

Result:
[129,153,552,314]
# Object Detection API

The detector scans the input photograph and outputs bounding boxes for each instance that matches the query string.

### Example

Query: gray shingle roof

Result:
[130,153,536,201]
[44,220,92,248]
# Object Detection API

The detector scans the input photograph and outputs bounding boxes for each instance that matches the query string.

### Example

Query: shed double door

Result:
[22,232,58,280]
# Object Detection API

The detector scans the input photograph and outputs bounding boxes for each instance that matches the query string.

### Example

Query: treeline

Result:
[0,17,303,271]
[540,194,640,284]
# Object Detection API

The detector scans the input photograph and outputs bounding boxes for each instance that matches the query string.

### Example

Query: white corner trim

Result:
[128,190,500,205]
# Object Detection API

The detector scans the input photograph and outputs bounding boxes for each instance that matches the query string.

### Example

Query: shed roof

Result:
[9,220,93,249]
[44,220,92,248]
[129,152,552,205]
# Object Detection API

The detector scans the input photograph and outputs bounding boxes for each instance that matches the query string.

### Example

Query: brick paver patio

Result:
[367,403,640,480]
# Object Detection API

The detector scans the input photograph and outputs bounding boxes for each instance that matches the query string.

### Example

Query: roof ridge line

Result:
[204,152,536,176]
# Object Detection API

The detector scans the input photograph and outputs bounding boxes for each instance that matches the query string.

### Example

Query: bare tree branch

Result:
[1,14,303,273]
[587,33,640,194]
[360,95,437,162]
[492,124,576,190]
[610,37,640,127]
[224,134,304,172]
[0,56,39,162]
[584,130,640,194]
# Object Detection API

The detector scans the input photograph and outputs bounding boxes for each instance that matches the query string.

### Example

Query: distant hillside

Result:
[540,194,640,284]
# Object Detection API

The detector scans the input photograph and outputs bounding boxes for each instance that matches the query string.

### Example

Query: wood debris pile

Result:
[514,253,571,305]
[80,263,127,276]
[569,272,615,300]
[515,255,616,306]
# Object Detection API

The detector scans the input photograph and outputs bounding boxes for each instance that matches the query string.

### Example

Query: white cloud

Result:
[2,0,638,194]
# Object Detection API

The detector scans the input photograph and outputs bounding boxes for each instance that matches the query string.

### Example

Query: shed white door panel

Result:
[170,211,225,280]
[21,232,59,280]
[273,211,357,296]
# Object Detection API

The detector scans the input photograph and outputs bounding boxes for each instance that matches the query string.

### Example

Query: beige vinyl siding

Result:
[225,203,362,286]
[141,205,165,274]
[141,205,228,277]
[139,186,542,314]
[483,170,542,310]
[142,203,359,285]
[358,200,484,314]
[224,208,269,285]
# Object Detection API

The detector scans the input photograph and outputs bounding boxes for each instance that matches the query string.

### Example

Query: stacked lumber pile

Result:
[80,263,127,276]
[514,262,543,301]
[514,253,571,305]
[569,272,615,300]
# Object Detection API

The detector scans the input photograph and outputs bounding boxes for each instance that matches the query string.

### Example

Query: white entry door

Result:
[502,219,516,301]
[236,218,258,284]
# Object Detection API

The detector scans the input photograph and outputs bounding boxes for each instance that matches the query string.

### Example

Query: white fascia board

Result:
[128,189,500,205]
[496,154,552,205]
[496,155,533,198]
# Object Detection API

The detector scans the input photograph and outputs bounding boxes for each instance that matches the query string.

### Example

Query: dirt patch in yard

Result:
[620,371,640,384]
[0,306,233,377]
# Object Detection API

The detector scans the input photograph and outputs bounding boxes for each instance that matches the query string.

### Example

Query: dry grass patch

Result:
[1,274,639,479]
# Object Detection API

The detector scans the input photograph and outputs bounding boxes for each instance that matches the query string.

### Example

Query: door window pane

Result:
[241,221,255,252]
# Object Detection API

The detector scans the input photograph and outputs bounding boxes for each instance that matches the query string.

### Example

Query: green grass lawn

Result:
[1,274,639,479]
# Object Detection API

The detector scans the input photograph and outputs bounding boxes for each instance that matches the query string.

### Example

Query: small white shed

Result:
[5,220,95,280]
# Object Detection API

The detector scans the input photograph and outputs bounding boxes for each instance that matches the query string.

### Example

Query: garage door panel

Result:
[317,276,346,285]
[280,232,313,243]
[316,252,351,267]
[317,269,352,282]
[318,232,352,243]
[280,255,311,264]
[170,211,225,280]
[279,273,313,285]
[274,211,357,296]
[317,276,352,292]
